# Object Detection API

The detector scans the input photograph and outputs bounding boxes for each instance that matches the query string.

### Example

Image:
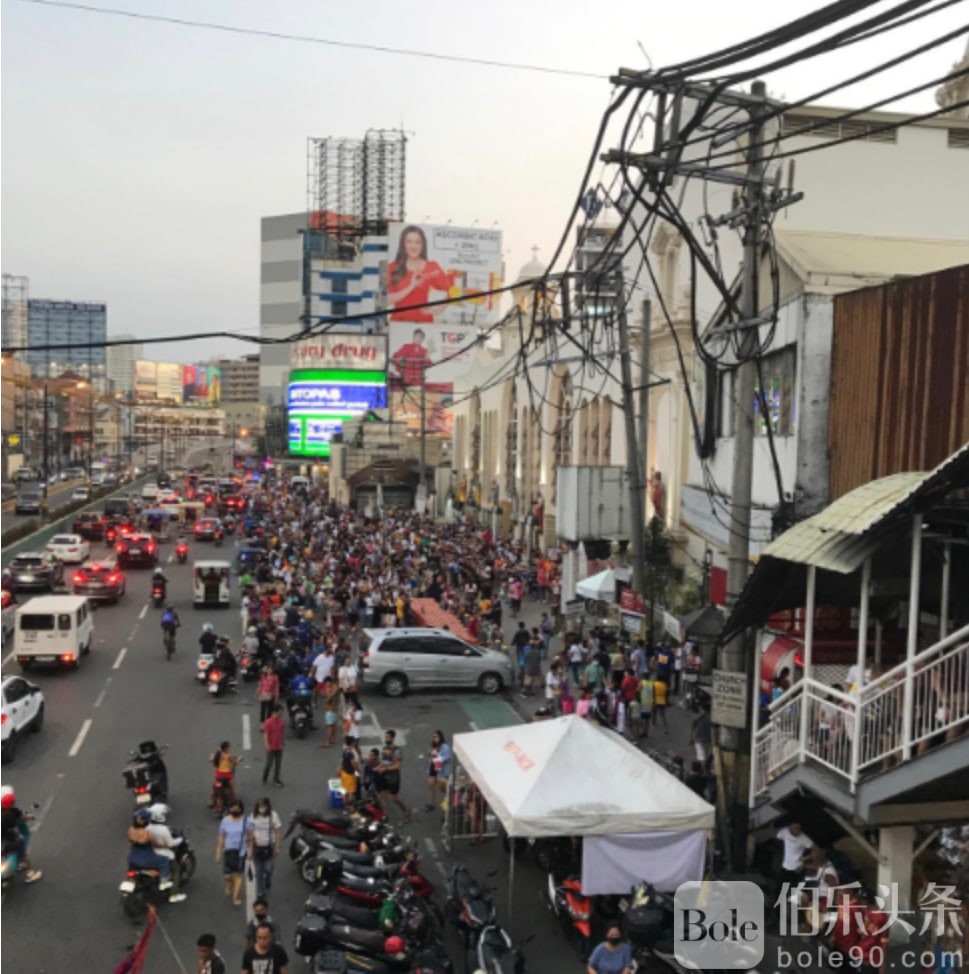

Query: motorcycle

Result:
[620,883,683,973]
[446,864,496,946]
[295,836,411,886]
[119,828,196,922]
[239,650,259,682]
[309,946,452,974]
[175,541,189,564]
[151,581,166,608]
[314,851,435,905]
[1,808,35,890]
[288,695,314,739]
[546,872,592,957]
[471,924,528,974]
[207,666,234,697]
[123,741,169,806]
[196,651,214,684]
[286,805,388,843]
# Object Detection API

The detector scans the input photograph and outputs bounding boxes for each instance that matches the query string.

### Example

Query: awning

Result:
[576,569,615,602]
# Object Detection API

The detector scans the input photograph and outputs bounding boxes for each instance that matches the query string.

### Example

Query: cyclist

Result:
[161,603,180,658]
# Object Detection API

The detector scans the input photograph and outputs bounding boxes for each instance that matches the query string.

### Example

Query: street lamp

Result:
[75,380,95,478]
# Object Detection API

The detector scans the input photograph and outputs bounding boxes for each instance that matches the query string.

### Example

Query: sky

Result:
[2,0,966,363]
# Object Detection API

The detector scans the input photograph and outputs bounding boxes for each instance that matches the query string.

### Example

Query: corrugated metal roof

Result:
[764,444,969,573]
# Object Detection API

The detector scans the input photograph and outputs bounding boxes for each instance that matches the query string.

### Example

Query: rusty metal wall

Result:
[828,264,969,499]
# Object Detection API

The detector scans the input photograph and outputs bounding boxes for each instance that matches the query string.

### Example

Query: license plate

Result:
[135,793,152,805]
[36,655,55,662]
[208,684,219,694]
[119,881,136,892]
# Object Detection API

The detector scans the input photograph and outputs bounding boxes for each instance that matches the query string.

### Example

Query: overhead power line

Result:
[14,0,607,80]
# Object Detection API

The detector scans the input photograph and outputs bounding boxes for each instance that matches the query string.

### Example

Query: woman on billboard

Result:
[387,225,457,323]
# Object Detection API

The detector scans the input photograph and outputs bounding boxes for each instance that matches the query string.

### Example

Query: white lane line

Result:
[68,718,93,757]
[3,647,16,667]
[167,554,173,564]
[113,647,127,669]
[138,604,148,620]
[242,713,252,751]
[31,790,59,835]
[94,678,111,708]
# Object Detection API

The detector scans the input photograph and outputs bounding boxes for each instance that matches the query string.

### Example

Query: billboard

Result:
[385,222,502,327]
[134,360,183,403]
[289,334,387,371]
[182,364,221,403]
[389,386,454,438]
[286,368,387,458]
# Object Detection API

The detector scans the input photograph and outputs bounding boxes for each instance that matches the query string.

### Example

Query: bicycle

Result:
[163,626,177,660]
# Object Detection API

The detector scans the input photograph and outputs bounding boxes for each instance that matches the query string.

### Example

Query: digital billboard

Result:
[134,360,183,403]
[385,222,502,328]
[182,364,221,403]
[286,368,387,458]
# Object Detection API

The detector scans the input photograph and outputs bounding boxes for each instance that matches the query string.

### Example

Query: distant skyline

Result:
[3,0,966,362]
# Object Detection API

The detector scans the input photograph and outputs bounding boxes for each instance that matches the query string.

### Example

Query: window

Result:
[423,637,474,657]
[20,614,55,631]
[755,347,796,437]
[331,301,348,317]
[58,614,72,631]
[331,278,348,294]
[4,679,27,703]
[380,637,422,654]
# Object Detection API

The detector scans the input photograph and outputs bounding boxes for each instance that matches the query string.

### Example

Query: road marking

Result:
[113,647,127,669]
[31,790,60,835]
[167,554,173,564]
[94,678,111,708]
[68,718,93,757]
[3,647,16,667]
[242,713,252,751]
[138,604,148,620]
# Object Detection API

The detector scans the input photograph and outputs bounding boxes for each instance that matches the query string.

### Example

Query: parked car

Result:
[2,483,16,502]
[6,553,64,593]
[360,627,514,698]
[14,467,40,484]
[115,533,158,569]
[73,511,106,540]
[70,485,91,503]
[72,561,126,603]
[45,534,91,564]
[1,675,45,762]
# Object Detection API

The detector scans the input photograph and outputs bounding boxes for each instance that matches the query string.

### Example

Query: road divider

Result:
[242,713,252,751]
[68,718,93,757]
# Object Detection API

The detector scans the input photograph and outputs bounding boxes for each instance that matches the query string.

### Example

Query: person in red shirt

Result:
[391,329,434,387]
[262,705,286,788]
[387,225,456,323]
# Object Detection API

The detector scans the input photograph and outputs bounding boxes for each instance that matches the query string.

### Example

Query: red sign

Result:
[619,589,645,614]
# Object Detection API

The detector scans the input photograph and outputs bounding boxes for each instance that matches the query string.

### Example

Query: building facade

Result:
[26,299,107,383]
[106,334,143,397]
[216,354,260,402]
[1,274,29,354]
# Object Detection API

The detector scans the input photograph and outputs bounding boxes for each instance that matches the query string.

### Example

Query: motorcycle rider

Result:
[1,786,42,883]
[146,803,187,902]
[152,565,168,596]
[286,669,315,729]
[161,602,180,638]
[127,808,175,893]
[214,635,238,683]
[199,621,218,657]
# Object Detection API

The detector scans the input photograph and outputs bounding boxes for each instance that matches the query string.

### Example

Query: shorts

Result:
[214,770,234,784]
[339,770,358,795]
[325,711,337,725]
[381,771,401,795]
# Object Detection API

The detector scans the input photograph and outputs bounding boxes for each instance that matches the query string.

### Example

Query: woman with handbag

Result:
[215,800,247,907]
[247,797,282,900]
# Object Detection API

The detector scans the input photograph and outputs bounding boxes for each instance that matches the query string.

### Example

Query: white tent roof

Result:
[576,568,615,601]
[452,715,715,838]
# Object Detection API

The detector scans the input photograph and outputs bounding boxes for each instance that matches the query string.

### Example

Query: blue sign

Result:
[287,381,387,415]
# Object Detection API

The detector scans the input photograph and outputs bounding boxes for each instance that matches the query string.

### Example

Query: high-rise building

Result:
[1,274,30,355]
[214,353,260,402]
[106,334,143,397]
[26,299,107,382]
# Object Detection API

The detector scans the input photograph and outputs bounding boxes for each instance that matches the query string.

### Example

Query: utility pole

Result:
[639,299,651,513]
[617,302,647,597]
[721,79,768,872]
[418,381,427,511]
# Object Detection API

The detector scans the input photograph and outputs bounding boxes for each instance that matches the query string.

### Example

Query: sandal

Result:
[25,869,42,883]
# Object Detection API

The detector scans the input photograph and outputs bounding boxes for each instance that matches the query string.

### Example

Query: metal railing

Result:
[750,623,969,806]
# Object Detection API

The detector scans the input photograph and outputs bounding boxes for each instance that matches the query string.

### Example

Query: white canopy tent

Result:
[452,716,715,895]
[575,568,616,602]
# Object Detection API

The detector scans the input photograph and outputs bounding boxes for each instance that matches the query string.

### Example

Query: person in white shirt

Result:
[147,804,186,902]
[312,649,334,685]
[545,663,563,715]
[568,639,585,685]
[776,820,814,887]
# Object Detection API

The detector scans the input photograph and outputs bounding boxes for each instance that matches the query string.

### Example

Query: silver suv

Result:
[360,627,514,698]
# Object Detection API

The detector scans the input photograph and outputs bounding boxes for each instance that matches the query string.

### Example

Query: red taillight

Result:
[74,573,84,583]
[60,653,74,662]
[109,573,121,583]
[126,869,138,878]
[135,785,149,794]
[116,543,127,553]
[209,669,222,682]
[1,713,7,725]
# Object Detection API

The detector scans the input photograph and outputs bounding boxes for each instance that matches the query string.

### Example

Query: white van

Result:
[14,596,94,671]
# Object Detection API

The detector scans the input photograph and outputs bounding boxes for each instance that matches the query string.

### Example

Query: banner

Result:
[182,365,221,403]
[112,906,155,973]
[289,334,387,370]
[389,386,453,438]
[385,222,502,327]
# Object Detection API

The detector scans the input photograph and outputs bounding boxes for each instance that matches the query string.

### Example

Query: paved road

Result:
[2,478,90,529]
[1,553,621,973]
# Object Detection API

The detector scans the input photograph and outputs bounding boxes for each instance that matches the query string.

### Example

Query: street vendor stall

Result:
[451,715,715,903]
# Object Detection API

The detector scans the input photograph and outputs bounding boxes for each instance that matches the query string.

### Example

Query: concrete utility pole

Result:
[721,79,769,871]
[617,302,647,597]
[639,299,651,515]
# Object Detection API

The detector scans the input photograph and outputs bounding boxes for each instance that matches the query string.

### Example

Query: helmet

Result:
[153,566,164,576]
[165,603,174,610]
[148,803,169,824]
[132,809,151,827]
[1,785,16,809]
[247,626,257,635]
[383,936,405,956]
[203,622,214,633]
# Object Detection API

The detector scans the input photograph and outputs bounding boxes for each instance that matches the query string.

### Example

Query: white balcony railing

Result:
[751,624,969,805]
